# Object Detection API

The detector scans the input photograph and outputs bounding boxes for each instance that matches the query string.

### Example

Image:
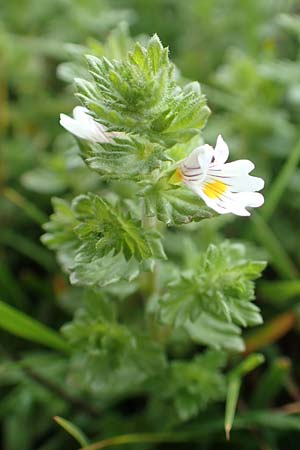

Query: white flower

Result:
[59,106,122,143]
[173,135,264,216]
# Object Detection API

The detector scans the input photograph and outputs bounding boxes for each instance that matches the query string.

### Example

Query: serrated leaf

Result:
[63,291,166,398]
[42,193,166,287]
[155,242,265,351]
[79,136,167,180]
[185,314,245,352]
[75,36,209,148]
[143,179,215,225]
[71,250,143,288]
[147,34,166,73]
[158,351,226,421]
[41,198,79,272]
[72,193,165,261]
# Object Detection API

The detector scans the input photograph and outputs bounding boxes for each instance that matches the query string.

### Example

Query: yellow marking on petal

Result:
[203,180,227,199]
[169,168,183,185]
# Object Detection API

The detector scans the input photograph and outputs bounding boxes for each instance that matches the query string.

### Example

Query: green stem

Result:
[141,199,158,293]
[79,410,300,450]
[262,138,300,222]
[0,229,55,272]
[3,187,48,225]
[80,432,191,450]
[251,213,298,280]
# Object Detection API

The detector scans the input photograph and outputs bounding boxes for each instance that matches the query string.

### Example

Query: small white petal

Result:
[233,176,264,192]
[59,106,116,143]
[214,134,229,164]
[197,144,214,173]
[189,184,231,215]
[183,147,204,170]
[73,106,90,120]
[221,194,251,216]
[189,178,264,216]
[210,159,255,177]
[176,133,265,217]
[206,174,264,193]
[214,191,264,216]
[236,192,265,208]
[60,113,91,140]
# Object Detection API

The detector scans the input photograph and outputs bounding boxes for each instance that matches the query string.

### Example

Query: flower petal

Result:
[190,181,264,216]
[206,174,264,193]
[209,159,255,176]
[60,113,90,140]
[73,106,90,120]
[236,192,265,208]
[183,147,204,170]
[179,133,265,217]
[214,134,229,164]
[196,144,214,173]
[60,106,113,143]
[224,192,264,216]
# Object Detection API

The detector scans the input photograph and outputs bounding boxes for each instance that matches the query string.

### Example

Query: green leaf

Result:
[185,314,245,352]
[75,35,209,148]
[250,212,298,280]
[224,377,241,441]
[79,136,168,181]
[262,137,300,221]
[42,193,166,287]
[0,300,70,353]
[259,280,300,304]
[41,197,79,272]
[62,291,166,397]
[225,354,265,439]
[156,242,266,351]
[161,351,227,421]
[77,411,300,450]
[251,357,290,409]
[4,188,48,225]
[142,179,215,225]
[54,416,89,447]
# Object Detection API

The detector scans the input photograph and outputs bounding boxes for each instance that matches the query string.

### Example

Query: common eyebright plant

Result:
[43,34,266,424]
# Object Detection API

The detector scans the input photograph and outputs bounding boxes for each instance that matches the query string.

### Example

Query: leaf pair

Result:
[42,193,166,287]
[62,291,166,397]
[76,35,209,147]
[154,242,266,351]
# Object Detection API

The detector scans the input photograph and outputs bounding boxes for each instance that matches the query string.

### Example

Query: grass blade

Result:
[225,353,265,440]
[54,416,89,447]
[251,357,291,409]
[225,377,241,440]
[259,280,300,304]
[0,261,29,308]
[3,188,48,225]
[251,213,298,280]
[0,229,55,272]
[79,410,300,450]
[0,300,70,353]
[262,138,300,221]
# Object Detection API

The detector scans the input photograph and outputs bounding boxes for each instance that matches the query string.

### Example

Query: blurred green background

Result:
[1,0,300,449]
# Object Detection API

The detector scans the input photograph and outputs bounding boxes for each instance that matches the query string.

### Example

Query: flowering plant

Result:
[39,32,267,444]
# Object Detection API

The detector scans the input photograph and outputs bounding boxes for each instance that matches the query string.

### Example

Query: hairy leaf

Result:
[42,193,166,287]
[76,35,209,149]
[142,178,215,225]
[157,351,226,421]
[63,291,166,398]
[79,136,168,180]
[156,242,266,351]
